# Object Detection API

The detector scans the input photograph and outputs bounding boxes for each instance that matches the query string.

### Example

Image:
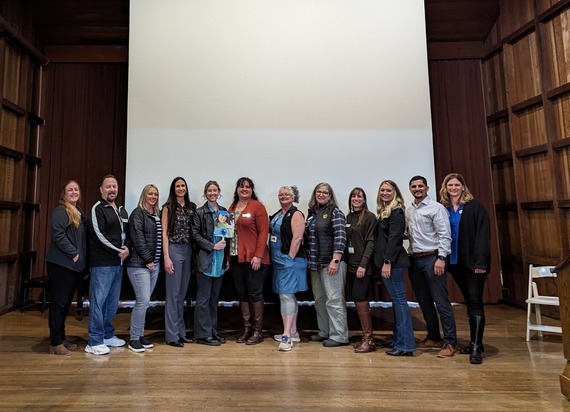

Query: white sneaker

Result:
[85,344,110,355]
[274,332,300,343]
[104,336,126,347]
[278,336,293,351]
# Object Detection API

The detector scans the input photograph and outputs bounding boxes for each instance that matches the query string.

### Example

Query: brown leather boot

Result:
[246,301,265,345]
[354,301,376,353]
[236,301,252,343]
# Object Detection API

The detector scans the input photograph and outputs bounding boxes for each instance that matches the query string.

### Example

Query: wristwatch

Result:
[437,255,446,261]
[384,259,391,265]
[333,259,340,264]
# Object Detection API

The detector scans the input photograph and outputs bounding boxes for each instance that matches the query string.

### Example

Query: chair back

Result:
[528,264,557,300]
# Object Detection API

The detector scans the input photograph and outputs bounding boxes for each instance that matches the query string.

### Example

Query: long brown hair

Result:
[348,187,370,225]
[59,180,81,228]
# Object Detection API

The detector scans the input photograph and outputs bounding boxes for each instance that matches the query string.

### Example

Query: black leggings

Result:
[231,257,268,302]
[47,262,79,346]
[448,264,488,318]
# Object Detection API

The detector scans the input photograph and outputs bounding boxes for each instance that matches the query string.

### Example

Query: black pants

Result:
[347,270,373,302]
[47,262,79,346]
[448,264,487,319]
[230,257,268,302]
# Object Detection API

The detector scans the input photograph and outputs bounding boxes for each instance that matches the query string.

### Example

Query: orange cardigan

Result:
[229,200,271,264]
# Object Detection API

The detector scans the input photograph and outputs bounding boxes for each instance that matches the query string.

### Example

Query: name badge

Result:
[242,213,251,218]
[270,235,277,243]
[348,246,355,254]
[121,233,126,241]
[346,223,351,228]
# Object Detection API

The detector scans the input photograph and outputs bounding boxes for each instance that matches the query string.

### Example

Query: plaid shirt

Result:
[306,206,347,270]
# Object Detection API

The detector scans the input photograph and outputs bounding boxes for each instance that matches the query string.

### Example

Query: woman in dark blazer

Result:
[374,180,415,356]
[440,173,490,365]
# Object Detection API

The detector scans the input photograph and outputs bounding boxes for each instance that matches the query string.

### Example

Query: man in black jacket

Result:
[85,174,130,355]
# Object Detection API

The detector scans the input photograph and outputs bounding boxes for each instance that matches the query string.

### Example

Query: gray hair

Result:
[280,185,300,203]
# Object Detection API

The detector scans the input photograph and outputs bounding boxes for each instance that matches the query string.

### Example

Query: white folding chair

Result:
[526,264,561,341]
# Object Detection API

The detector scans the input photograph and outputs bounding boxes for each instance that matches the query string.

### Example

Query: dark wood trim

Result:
[495,203,518,212]
[512,95,543,113]
[19,251,37,260]
[0,15,49,65]
[0,254,18,264]
[0,201,20,210]
[427,41,484,60]
[515,144,548,158]
[487,109,509,123]
[546,82,570,100]
[27,112,45,126]
[520,201,554,210]
[0,145,23,160]
[2,98,26,116]
[552,138,570,150]
[504,21,536,44]
[483,44,504,62]
[500,253,523,262]
[558,200,570,208]
[25,155,42,166]
[22,203,40,212]
[491,152,513,163]
[45,46,128,63]
[538,0,570,23]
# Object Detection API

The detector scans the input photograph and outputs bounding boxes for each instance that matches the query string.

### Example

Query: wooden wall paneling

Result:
[512,105,547,149]
[487,118,512,156]
[542,8,570,89]
[537,0,565,15]
[559,147,570,200]
[551,94,570,139]
[482,52,508,115]
[499,0,536,37]
[510,32,542,103]
[519,154,554,201]
[525,209,563,260]
[491,160,517,204]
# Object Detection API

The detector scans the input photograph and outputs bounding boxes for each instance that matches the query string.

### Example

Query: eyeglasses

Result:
[316,190,330,196]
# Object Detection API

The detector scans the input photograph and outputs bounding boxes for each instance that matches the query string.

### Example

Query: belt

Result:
[412,250,438,258]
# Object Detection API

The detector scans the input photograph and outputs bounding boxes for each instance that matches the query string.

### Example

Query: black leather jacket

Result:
[191,202,228,273]
[127,206,160,268]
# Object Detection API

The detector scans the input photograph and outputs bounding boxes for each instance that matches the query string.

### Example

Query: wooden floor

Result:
[0,304,569,411]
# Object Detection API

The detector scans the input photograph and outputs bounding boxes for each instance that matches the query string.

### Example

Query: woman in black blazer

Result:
[440,173,491,365]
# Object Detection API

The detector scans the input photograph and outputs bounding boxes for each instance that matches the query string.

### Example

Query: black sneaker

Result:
[139,336,154,349]
[128,339,145,353]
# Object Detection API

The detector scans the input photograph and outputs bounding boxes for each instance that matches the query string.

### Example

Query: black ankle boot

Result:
[469,315,485,365]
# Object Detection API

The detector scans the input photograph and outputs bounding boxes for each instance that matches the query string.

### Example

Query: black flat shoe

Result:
[386,349,413,357]
[214,334,226,344]
[167,341,184,348]
[196,337,221,346]
[179,336,193,344]
[322,338,349,347]
[310,334,326,342]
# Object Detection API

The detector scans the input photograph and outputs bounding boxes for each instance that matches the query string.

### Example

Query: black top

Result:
[455,199,491,271]
[373,207,410,269]
[345,210,376,273]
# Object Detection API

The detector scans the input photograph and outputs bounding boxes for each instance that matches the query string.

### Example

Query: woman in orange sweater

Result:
[228,177,271,345]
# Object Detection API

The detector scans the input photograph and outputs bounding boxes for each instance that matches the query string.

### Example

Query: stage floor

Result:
[0,303,568,411]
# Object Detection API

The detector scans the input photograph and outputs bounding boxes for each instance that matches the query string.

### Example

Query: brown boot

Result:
[354,301,376,353]
[49,344,71,356]
[246,301,265,345]
[236,301,252,343]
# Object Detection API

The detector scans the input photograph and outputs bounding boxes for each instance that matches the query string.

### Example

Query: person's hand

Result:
[328,260,339,276]
[213,240,226,250]
[251,256,261,271]
[381,263,391,279]
[165,257,174,275]
[73,254,79,263]
[474,268,486,274]
[146,262,155,270]
[434,258,445,276]
[356,266,366,278]
[118,246,129,259]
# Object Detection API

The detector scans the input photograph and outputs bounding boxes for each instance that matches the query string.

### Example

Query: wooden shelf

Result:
[520,201,554,210]
[558,200,570,208]
[22,203,40,212]
[19,251,37,260]
[0,201,20,210]
[515,144,548,158]
[512,95,543,113]
[27,112,45,126]
[25,155,42,166]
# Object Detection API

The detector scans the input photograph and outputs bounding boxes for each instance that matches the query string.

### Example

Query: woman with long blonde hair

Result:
[45,180,87,355]
[374,180,415,356]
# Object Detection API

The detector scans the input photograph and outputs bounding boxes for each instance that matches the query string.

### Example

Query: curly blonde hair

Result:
[376,180,405,220]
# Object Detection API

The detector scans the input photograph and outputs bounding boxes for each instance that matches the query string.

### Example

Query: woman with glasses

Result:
[305,183,348,347]
[269,186,308,351]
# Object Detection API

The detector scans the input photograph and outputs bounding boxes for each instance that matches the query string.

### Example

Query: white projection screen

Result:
[126,0,435,214]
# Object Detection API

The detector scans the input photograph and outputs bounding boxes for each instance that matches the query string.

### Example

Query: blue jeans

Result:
[409,255,457,345]
[310,262,348,343]
[88,265,123,346]
[382,267,416,352]
[127,265,159,340]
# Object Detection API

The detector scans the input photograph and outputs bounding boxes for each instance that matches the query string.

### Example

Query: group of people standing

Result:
[45,172,490,365]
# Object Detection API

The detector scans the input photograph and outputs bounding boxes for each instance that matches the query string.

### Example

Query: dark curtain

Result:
[428,59,502,303]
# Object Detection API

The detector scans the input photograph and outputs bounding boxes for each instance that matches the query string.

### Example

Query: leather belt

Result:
[412,250,438,258]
